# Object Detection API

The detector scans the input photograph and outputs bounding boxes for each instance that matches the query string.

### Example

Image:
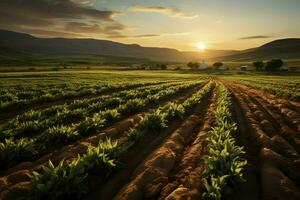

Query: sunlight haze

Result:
[0,0,299,51]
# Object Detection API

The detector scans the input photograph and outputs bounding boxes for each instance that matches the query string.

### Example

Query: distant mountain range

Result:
[0,29,300,65]
[214,38,300,61]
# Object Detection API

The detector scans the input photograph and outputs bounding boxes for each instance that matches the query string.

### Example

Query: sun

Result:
[196,42,206,51]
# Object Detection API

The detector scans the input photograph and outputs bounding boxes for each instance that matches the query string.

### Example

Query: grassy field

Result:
[0,69,299,200]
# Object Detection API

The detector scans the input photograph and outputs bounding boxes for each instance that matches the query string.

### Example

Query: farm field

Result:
[0,70,299,200]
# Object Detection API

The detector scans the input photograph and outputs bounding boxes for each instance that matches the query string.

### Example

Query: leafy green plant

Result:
[202,175,228,200]
[201,85,247,199]
[161,103,185,121]
[139,111,167,133]
[4,120,43,138]
[119,99,144,115]
[28,158,87,200]
[101,109,120,123]
[76,113,105,135]
[82,138,118,170]
[127,128,142,143]
[0,138,37,168]
[46,125,79,143]
[27,137,118,199]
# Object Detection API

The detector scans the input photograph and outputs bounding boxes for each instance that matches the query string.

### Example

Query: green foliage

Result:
[213,62,223,69]
[119,99,144,115]
[82,138,118,170]
[46,125,79,143]
[202,175,228,200]
[161,103,185,121]
[28,158,88,200]
[0,81,201,170]
[101,109,120,123]
[230,77,300,101]
[265,59,284,71]
[0,138,37,168]
[127,128,142,143]
[202,85,247,199]
[28,138,118,199]
[183,83,213,110]
[253,61,264,71]
[187,62,199,69]
[77,113,105,135]
[139,111,167,133]
[4,120,43,138]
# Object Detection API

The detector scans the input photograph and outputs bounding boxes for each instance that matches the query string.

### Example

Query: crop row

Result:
[0,79,161,103]
[124,82,214,148]
[201,85,247,199]
[0,81,166,113]
[0,82,200,168]
[231,79,300,101]
[24,82,214,199]
[0,81,183,140]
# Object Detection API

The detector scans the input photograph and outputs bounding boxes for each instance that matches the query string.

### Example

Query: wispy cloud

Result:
[129,5,198,19]
[0,0,126,38]
[134,34,160,38]
[239,35,273,40]
[71,0,97,7]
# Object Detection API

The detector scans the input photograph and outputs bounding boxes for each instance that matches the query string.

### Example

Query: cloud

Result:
[239,35,273,40]
[129,32,191,39]
[0,0,125,38]
[71,0,97,7]
[134,34,160,38]
[129,5,198,19]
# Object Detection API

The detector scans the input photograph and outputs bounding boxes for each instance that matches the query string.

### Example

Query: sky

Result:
[0,0,299,51]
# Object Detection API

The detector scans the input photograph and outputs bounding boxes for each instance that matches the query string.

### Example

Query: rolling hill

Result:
[0,29,300,65]
[0,29,193,64]
[214,38,300,61]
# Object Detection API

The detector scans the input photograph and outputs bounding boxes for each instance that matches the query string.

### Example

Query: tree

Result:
[213,62,223,69]
[253,61,264,71]
[187,62,199,69]
[155,64,167,70]
[265,59,283,71]
[159,64,167,70]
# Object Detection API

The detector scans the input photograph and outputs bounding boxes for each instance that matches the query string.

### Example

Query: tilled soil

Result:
[1,81,300,200]
[226,82,300,200]
[87,85,217,200]
[0,83,207,200]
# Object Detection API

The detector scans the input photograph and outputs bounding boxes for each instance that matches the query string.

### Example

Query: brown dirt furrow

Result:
[28,83,206,164]
[157,85,218,200]
[260,148,300,200]
[230,84,300,154]
[0,83,206,199]
[227,86,262,200]
[232,83,300,131]
[87,85,215,200]
[226,83,300,200]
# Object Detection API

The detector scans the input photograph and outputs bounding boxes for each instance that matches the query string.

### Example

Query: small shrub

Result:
[77,114,105,135]
[46,125,79,143]
[161,103,185,121]
[101,109,120,122]
[0,138,37,168]
[28,158,87,200]
[139,111,167,133]
[127,128,142,143]
[119,99,144,115]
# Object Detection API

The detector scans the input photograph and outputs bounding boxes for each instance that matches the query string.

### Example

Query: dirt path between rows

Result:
[0,83,207,200]
[227,86,262,200]
[226,82,300,200]
[85,85,215,200]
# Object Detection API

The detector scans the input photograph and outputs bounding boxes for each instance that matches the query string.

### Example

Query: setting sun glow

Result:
[196,42,206,50]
